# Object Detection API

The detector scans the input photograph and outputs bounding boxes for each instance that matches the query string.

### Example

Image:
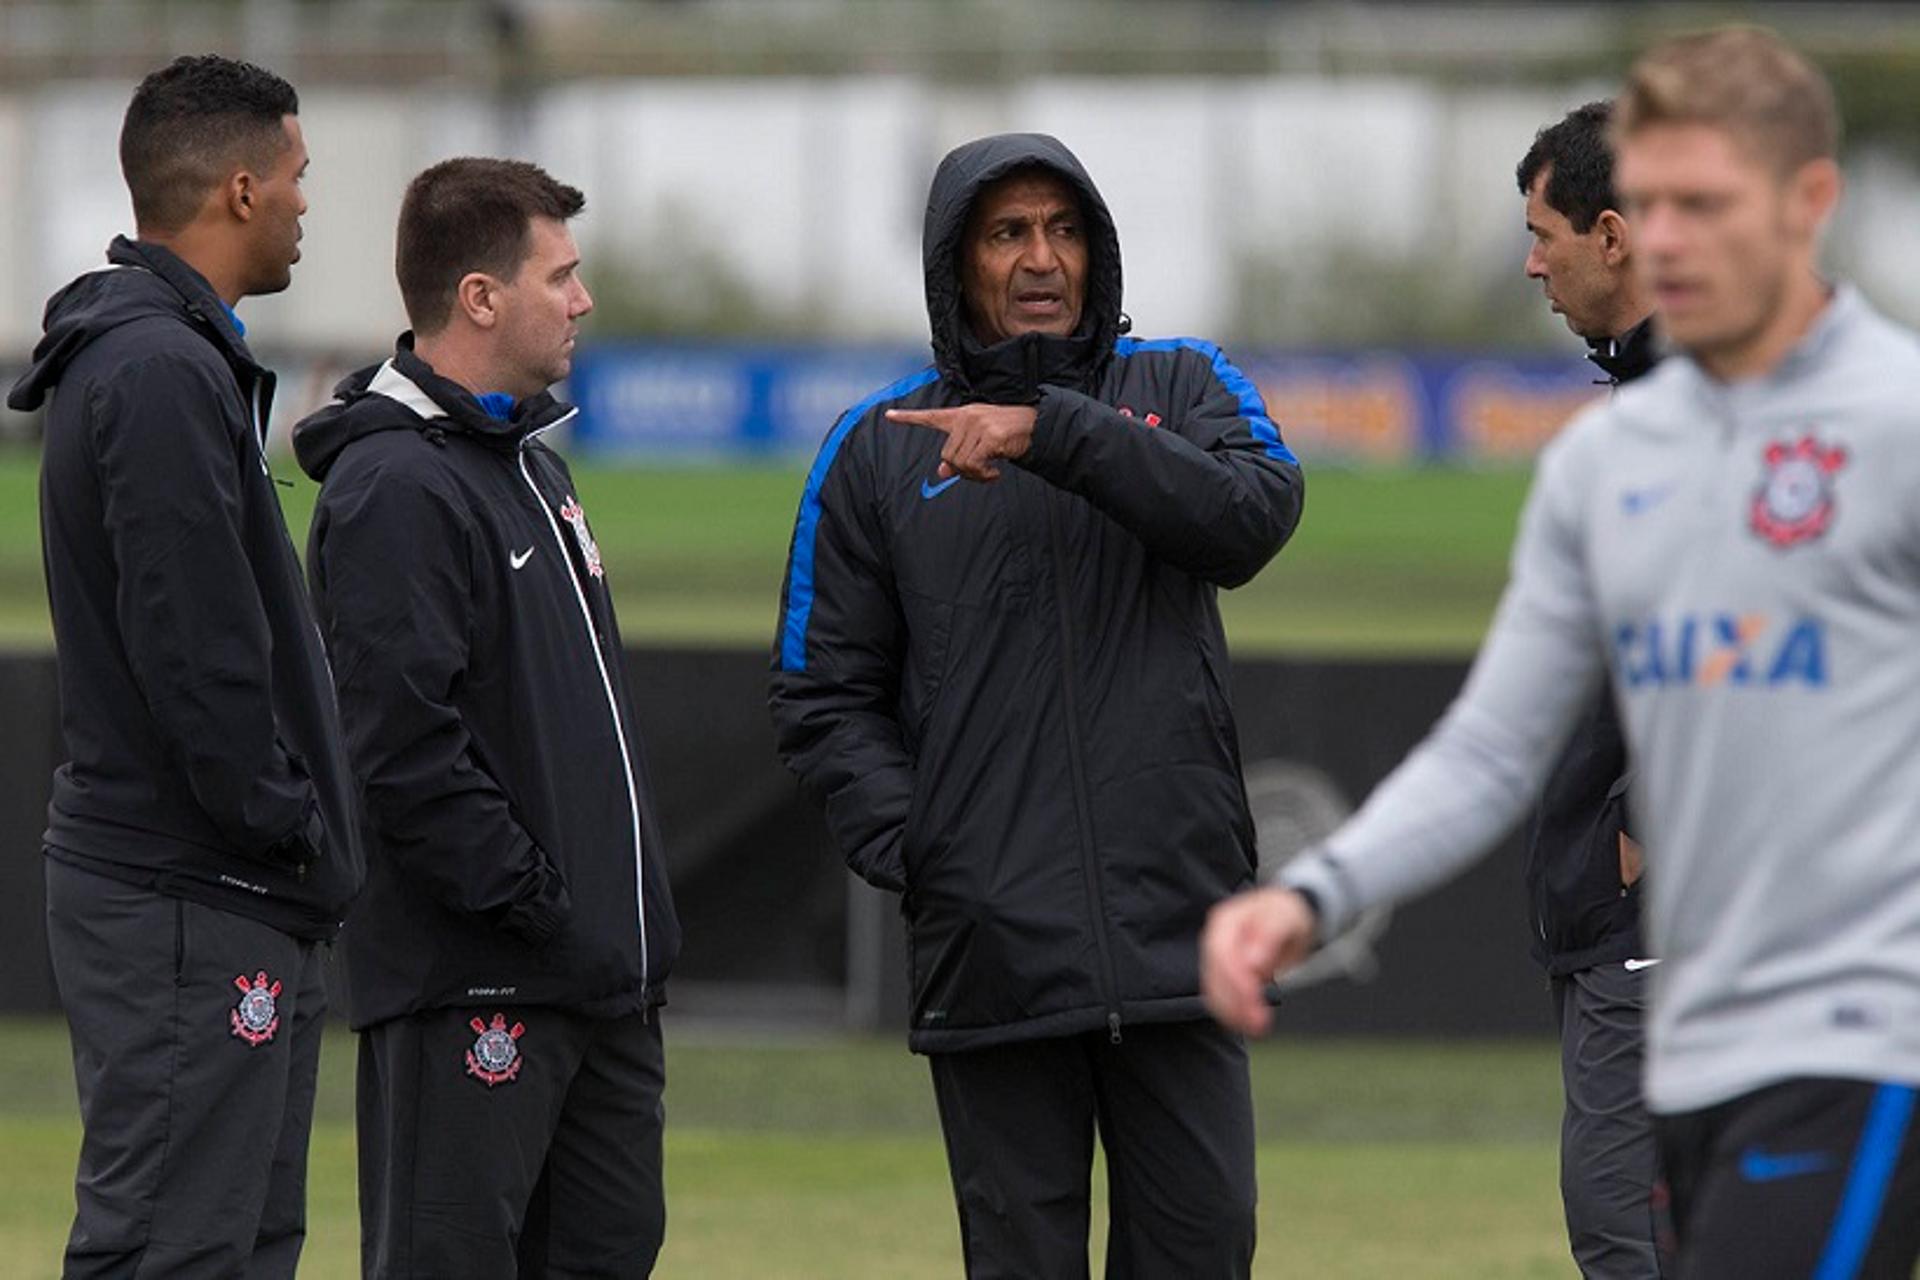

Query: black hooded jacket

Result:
[7,238,360,939]
[294,343,679,1028]
[770,134,1305,1052]
[1523,315,1659,976]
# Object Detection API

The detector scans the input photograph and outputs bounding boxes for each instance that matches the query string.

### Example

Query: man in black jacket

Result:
[6,56,361,1277]
[771,133,1303,1278]
[1518,102,1662,1279]
[295,158,680,1278]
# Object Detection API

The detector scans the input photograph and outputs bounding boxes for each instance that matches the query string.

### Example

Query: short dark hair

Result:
[1515,101,1617,233]
[120,55,298,234]
[396,158,587,335]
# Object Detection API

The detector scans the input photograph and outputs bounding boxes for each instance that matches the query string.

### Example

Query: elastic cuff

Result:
[1276,846,1357,939]
[1018,387,1068,473]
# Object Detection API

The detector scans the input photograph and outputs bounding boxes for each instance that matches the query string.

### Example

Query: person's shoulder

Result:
[1834,299,1920,390]
[809,363,945,473]
[1535,383,1648,498]
[87,315,229,388]
[1112,334,1243,373]
[320,423,470,512]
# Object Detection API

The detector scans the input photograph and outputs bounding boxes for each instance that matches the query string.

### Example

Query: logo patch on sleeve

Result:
[230,971,282,1046]
[465,1013,526,1086]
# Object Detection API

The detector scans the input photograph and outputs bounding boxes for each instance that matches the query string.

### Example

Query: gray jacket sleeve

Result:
[1280,417,1610,937]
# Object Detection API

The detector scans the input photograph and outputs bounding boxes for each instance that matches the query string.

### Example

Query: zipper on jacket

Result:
[1043,488,1125,1044]
[517,417,650,997]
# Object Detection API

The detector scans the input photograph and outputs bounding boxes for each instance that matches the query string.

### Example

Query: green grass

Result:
[0,1019,1573,1277]
[0,450,1530,655]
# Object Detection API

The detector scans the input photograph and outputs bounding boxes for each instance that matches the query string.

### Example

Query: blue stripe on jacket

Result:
[779,366,940,673]
[1115,335,1299,465]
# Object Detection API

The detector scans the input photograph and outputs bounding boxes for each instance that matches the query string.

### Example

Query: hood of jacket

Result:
[8,236,256,412]
[292,336,573,482]
[923,132,1126,401]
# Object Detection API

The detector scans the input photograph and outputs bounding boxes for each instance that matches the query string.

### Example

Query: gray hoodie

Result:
[1283,288,1920,1113]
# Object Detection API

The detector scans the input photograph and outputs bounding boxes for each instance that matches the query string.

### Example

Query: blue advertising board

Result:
[567,341,1608,466]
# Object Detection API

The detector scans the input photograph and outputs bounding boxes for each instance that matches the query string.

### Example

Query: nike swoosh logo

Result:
[1623,958,1662,972]
[1620,484,1676,516]
[1739,1148,1836,1183]
[510,547,535,570]
[920,475,962,501]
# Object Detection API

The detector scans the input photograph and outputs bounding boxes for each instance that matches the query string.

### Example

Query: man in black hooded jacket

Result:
[295,159,680,1277]
[771,133,1303,1278]
[6,57,362,1277]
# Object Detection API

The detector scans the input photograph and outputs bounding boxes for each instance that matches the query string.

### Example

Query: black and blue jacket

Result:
[770,134,1305,1052]
[8,238,361,940]
[294,342,679,1027]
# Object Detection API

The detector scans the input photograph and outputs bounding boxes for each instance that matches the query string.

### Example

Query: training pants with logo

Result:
[1554,963,1665,1278]
[1654,1077,1920,1279]
[45,858,328,1279]
[356,1004,666,1278]
[928,1019,1257,1279]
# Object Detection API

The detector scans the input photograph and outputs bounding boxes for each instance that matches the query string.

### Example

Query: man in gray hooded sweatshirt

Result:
[1206,27,1920,1278]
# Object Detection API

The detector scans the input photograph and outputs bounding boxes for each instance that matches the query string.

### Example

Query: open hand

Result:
[885,404,1036,482]
[1200,887,1319,1035]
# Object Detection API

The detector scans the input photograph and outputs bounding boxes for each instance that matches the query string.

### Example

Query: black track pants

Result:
[928,1019,1256,1279]
[46,859,327,1280]
[1655,1077,1920,1279]
[357,1004,666,1278]
[1554,963,1665,1278]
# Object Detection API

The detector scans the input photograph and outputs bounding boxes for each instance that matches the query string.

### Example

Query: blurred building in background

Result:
[5,0,1920,461]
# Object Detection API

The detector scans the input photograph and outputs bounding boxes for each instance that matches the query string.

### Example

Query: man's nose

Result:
[1524,242,1547,280]
[1019,227,1060,274]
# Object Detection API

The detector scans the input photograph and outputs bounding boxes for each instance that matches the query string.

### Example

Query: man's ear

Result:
[226,170,257,223]
[454,272,499,329]
[1785,157,1842,241]
[1595,208,1632,268]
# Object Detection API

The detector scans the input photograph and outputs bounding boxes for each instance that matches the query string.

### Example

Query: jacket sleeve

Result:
[1279,417,1609,938]
[92,353,318,865]
[312,462,569,943]
[769,420,914,893]
[1017,342,1304,587]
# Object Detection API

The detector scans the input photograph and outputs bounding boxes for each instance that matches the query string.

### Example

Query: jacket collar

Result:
[1585,314,1659,387]
[383,335,573,446]
[108,236,260,373]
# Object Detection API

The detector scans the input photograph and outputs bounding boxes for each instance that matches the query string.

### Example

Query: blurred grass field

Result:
[0,451,1558,1274]
[0,1018,1573,1278]
[0,449,1531,654]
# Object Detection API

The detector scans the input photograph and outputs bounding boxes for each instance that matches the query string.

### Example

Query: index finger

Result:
[885,407,959,431]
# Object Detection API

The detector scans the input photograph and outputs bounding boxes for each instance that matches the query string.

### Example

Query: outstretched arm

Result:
[1203,422,1610,1032]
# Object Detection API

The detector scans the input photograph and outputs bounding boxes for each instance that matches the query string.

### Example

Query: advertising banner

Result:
[568,342,1608,465]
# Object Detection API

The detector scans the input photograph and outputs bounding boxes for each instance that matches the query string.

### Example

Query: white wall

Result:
[6,73,1918,360]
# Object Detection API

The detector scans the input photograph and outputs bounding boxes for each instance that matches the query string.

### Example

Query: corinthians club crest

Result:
[558,495,605,579]
[466,1013,526,1087]
[1750,434,1847,549]
[230,971,282,1046]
